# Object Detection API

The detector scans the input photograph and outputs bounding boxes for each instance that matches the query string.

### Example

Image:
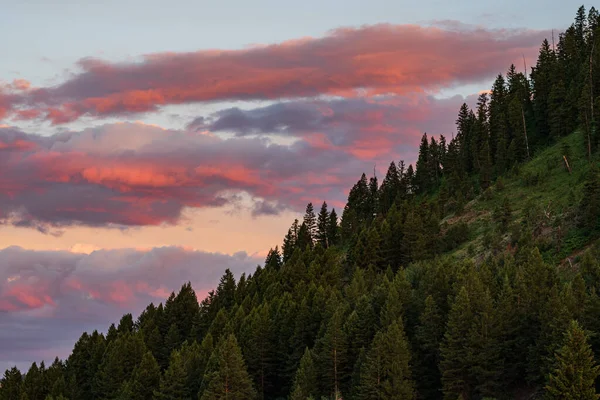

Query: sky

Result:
[0,0,587,371]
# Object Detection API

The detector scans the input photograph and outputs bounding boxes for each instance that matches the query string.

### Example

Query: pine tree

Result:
[489,74,508,165]
[214,269,236,311]
[93,333,145,399]
[327,209,339,247]
[106,323,118,343]
[22,362,44,400]
[180,336,213,399]
[341,174,371,239]
[164,324,181,359]
[264,247,282,270]
[116,381,133,400]
[45,359,66,400]
[240,303,274,397]
[456,103,476,173]
[415,133,431,194]
[580,249,600,289]
[303,203,317,243]
[549,79,568,139]
[296,222,313,251]
[66,330,106,400]
[290,348,319,400]
[117,314,134,336]
[545,320,600,399]
[380,204,403,270]
[378,161,400,215]
[507,96,528,163]
[316,201,330,248]
[130,351,160,400]
[154,350,188,400]
[414,295,444,399]
[200,334,256,400]
[358,320,415,399]
[495,130,508,177]
[440,287,473,399]
[404,164,415,194]
[369,174,379,221]
[379,272,410,329]
[145,325,164,369]
[469,288,503,397]
[282,219,300,262]
[531,38,557,141]
[397,160,409,198]
[475,92,490,158]
[580,167,600,232]
[168,283,200,342]
[479,138,493,190]
[316,306,349,399]
[346,296,378,364]
[428,136,442,188]
[401,211,427,264]
[575,6,588,47]
[493,197,512,230]
[0,367,23,400]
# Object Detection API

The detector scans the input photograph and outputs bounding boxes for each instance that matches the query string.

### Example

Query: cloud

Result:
[0,92,477,230]
[195,94,475,160]
[250,199,289,217]
[4,23,546,124]
[0,245,260,371]
[0,122,362,229]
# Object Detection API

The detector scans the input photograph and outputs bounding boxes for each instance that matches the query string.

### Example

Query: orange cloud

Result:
[0,90,479,229]
[11,79,31,91]
[5,23,547,124]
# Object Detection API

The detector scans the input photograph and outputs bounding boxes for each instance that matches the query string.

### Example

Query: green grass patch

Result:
[444,130,598,261]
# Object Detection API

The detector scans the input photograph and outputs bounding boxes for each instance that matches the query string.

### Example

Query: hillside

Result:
[4,5,600,400]
[446,128,599,264]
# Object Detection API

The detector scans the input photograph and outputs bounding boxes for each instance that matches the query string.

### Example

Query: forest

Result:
[4,5,600,400]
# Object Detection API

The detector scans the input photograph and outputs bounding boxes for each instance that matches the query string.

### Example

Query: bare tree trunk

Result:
[591,41,595,119]
[563,155,572,174]
[590,40,595,162]
[585,111,592,162]
[333,347,338,399]
[522,106,530,159]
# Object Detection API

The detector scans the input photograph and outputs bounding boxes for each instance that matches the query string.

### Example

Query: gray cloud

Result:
[0,246,261,372]
[0,92,477,231]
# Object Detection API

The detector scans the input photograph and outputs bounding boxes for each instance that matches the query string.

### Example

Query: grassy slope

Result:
[442,130,597,264]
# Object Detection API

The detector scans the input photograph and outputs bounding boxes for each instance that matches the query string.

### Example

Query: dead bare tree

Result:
[563,155,572,174]
[589,40,595,162]
[522,106,530,159]
[591,40,595,119]
[522,54,531,159]
[543,201,552,221]
[585,110,592,162]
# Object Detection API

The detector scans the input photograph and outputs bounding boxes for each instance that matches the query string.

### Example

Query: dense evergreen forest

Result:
[6,5,600,400]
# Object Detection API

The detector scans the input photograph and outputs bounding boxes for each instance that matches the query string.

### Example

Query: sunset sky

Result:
[0,0,584,370]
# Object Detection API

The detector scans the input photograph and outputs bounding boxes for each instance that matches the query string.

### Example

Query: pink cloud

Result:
[0,246,260,370]
[4,23,547,123]
[0,246,257,312]
[0,93,475,229]
[10,79,31,91]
